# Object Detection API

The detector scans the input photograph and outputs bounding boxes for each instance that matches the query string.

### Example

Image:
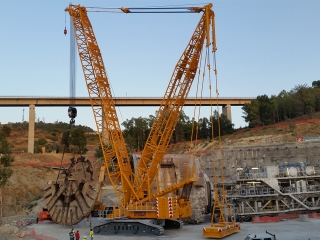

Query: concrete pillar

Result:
[241,201,244,214]
[222,104,232,122]
[28,104,35,153]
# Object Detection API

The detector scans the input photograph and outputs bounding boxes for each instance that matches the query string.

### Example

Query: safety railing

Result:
[227,188,277,197]
[237,169,320,180]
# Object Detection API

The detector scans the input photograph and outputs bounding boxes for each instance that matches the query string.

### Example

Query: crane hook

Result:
[64,27,67,36]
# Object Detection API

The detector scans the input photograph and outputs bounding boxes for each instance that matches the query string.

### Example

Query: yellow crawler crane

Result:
[45,3,217,236]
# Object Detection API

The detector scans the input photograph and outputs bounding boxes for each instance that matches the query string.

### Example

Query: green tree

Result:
[198,117,209,139]
[95,145,103,158]
[38,138,47,145]
[122,117,150,151]
[257,94,274,125]
[312,88,320,112]
[70,128,88,154]
[219,114,234,135]
[173,111,191,143]
[61,131,70,146]
[0,130,14,187]
[2,125,11,137]
[173,120,185,143]
[304,95,316,118]
[178,111,196,141]
[271,95,280,123]
[33,140,42,154]
[290,84,313,117]
[0,167,13,187]
[312,80,320,88]
[242,100,262,127]
[277,90,290,122]
[0,154,14,167]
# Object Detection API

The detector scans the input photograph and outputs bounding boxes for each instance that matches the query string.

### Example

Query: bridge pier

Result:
[222,104,232,122]
[28,104,35,153]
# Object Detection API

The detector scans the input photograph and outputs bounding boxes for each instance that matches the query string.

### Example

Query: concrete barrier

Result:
[308,213,320,219]
[298,215,309,222]
[278,213,299,220]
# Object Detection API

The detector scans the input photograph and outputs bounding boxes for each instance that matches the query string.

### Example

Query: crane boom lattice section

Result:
[66,4,135,208]
[133,9,212,201]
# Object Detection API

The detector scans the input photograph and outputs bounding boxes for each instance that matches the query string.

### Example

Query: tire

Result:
[242,216,252,222]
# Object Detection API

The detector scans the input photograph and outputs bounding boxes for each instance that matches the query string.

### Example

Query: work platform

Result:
[226,166,320,218]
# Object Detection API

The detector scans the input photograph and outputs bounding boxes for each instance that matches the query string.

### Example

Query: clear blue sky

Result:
[1,0,319,130]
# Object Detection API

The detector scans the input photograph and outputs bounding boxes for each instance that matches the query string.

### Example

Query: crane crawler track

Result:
[164,219,184,229]
[93,219,165,236]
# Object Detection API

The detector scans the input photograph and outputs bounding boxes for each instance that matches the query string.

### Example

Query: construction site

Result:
[0,2,320,240]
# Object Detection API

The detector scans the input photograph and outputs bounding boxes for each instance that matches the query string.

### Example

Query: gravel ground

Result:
[22,217,320,240]
[2,215,319,239]
[0,215,38,240]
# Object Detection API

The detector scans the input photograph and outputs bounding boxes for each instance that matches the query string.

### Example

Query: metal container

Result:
[287,167,298,177]
[301,180,307,192]
[305,166,315,176]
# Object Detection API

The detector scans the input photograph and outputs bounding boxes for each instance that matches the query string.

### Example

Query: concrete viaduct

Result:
[0,96,254,153]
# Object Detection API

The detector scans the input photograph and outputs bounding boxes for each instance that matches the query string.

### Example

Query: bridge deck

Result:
[0,97,254,107]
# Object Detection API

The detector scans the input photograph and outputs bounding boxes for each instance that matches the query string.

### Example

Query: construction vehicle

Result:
[44,3,216,236]
[37,208,53,223]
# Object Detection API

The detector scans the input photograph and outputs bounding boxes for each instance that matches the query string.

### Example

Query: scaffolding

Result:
[227,166,320,219]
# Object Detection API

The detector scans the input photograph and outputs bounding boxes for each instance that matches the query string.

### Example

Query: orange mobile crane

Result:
[44,3,216,236]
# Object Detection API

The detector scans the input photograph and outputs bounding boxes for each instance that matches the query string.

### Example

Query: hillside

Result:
[166,118,320,153]
[6,117,320,164]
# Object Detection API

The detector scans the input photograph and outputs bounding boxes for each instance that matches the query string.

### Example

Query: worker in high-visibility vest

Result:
[90,229,94,240]
[82,236,87,240]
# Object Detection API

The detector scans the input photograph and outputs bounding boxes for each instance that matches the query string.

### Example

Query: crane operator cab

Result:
[68,107,77,124]
[244,231,276,240]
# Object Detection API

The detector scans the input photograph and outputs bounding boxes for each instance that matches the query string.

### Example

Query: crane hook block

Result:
[68,107,77,118]
[68,107,77,124]
[64,27,67,36]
